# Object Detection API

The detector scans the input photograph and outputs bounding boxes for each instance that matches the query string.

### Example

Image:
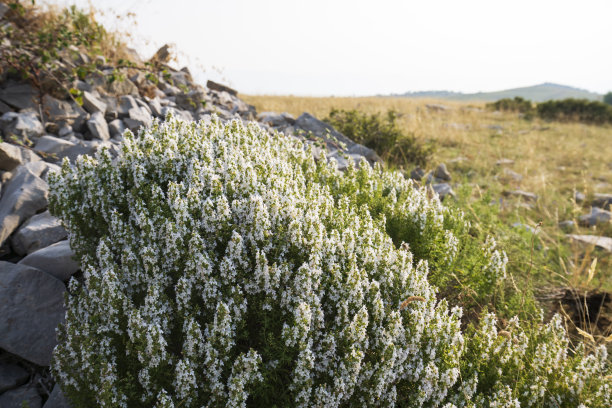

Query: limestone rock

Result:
[0,262,66,366]
[82,91,107,114]
[432,183,455,200]
[86,112,110,141]
[19,240,79,282]
[0,142,24,171]
[0,83,38,110]
[206,80,237,96]
[123,107,152,131]
[579,207,612,227]
[43,385,73,408]
[433,163,451,181]
[0,111,44,142]
[10,211,67,256]
[108,119,126,138]
[568,235,612,252]
[593,193,612,209]
[0,383,43,408]
[295,112,356,151]
[34,135,77,159]
[42,95,88,132]
[0,166,48,247]
[0,363,29,393]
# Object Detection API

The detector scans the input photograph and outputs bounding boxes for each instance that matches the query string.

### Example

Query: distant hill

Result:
[393,83,603,102]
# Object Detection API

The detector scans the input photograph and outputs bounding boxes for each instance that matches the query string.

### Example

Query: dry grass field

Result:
[244,95,612,294]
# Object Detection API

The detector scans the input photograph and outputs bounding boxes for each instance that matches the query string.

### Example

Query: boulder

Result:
[19,240,79,282]
[42,95,88,132]
[0,111,44,141]
[433,163,451,181]
[0,383,43,408]
[11,211,67,256]
[108,119,126,138]
[105,77,139,96]
[0,142,24,171]
[34,135,77,159]
[117,95,139,117]
[295,112,356,151]
[82,91,107,114]
[175,90,205,111]
[0,165,48,247]
[347,143,381,164]
[593,193,612,209]
[206,80,237,96]
[43,385,73,408]
[567,235,612,252]
[0,262,66,366]
[432,183,455,200]
[410,167,426,181]
[574,191,586,204]
[86,112,110,141]
[502,190,538,202]
[148,97,163,117]
[0,83,38,110]
[124,107,152,131]
[579,207,612,227]
[0,363,29,393]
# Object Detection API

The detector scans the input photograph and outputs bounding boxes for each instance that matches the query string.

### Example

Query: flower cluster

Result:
[49,116,464,407]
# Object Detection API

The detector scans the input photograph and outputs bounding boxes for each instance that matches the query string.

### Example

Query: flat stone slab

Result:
[0,262,66,366]
[11,210,67,256]
[567,234,612,252]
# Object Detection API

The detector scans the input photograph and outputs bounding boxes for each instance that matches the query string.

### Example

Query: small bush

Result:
[486,97,533,115]
[603,92,612,106]
[536,99,612,125]
[324,108,432,168]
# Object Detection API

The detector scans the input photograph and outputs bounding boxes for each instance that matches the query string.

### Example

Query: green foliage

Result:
[537,99,612,125]
[486,97,534,115]
[602,92,612,106]
[324,108,433,168]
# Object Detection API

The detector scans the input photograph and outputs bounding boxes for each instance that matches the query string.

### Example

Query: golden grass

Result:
[242,94,612,290]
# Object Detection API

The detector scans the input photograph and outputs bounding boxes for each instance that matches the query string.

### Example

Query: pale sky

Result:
[44,0,612,96]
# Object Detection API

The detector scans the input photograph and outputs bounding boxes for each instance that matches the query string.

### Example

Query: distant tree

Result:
[604,92,612,106]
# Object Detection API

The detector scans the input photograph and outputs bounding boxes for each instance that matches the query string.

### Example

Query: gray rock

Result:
[43,385,73,408]
[105,77,139,96]
[0,2,9,20]
[0,383,42,408]
[0,142,24,171]
[124,107,153,131]
[432,183,455,200]
[558,220,575,231]
[433,163,451,181]
[410,167,426,181]
[347,143,381,164]
[257,112,288,127]
[579,207,612,227]
[502,168,523,182]
[567,235,612,252]
[86,112,110,141]
[0,262,66,366]
[57,125,73,138]
[280,112,296,124]
[574,191,586,204]
[42,95,88,132]
[19,240,79,282]
[175,90,205,111]
[148,97,163,117]
[495,158,515,166]
[34,136,77,159]
[0,364,28,393]
[295,112,356,151]
[117,95,139,117]
[101,96,119,121]
[0,83,38,111]
[502,190,538,202]
[135,98,152,115]
[0,112,44,142]
[0,166,48,247]
[592,193,612,209]
[108,119,126,138]
[512,222,536,234]
[207,80,238,96]
[425,104,450,112]
[161,106,193,122]
[0,99,12,114]
[161,83,182,96]
[81,91,107,114]
[11,211,67,256]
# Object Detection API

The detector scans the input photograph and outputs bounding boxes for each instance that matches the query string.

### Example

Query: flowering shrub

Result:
[49,116,464,407]
[49,116,611,407]
[449,312,611,408]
